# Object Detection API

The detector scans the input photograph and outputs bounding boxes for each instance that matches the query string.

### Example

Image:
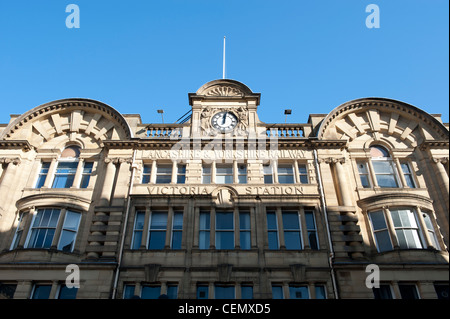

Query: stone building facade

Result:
[0,79,448,299]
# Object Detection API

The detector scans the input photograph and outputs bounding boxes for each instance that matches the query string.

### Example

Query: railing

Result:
[265,124,312,138]
[145,124,184,138]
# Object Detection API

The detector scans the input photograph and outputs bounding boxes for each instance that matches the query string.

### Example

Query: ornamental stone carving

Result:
[205,86,244,97]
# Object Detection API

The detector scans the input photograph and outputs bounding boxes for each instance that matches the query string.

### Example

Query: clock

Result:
[211,111,238,132]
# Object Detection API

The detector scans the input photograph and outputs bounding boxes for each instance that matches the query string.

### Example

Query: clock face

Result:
[211,111,238,132]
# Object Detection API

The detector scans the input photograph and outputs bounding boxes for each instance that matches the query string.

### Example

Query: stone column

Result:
[43,158,58,188]
[433,157,449,197]
[415,206,434,249]
[0,158,21,212]
[100,158,118,206]
[72,158,85,188]
[332,158,353,207]
[383,206,399,249]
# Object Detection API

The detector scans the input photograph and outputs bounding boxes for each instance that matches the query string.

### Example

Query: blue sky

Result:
[0,0,448,125]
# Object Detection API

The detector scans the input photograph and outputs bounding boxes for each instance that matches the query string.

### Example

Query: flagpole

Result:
[223,36,226,79]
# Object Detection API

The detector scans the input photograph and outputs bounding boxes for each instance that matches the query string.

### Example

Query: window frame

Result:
[277,163,295,184]
[155,164,172,184]
[215,211,235,250]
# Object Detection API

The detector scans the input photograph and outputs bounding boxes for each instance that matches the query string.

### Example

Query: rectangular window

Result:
[35,162,50,188]
[434,284,450,300]
[272,285,284,299]
[263,164,274,184]
[141,286,161,299]
[148,212,168,250]
[57,211,81,252]
[399,284,420,299]
[123,285,136,299]
[298,164,309,184]
[315,285,327,299]
[282,211,302,250]
[289,285,309,299]
[422,212,440,250]
[241,285,253,299]
[401,163,416,188]
[52,161,78,188]
[267,212,279,250]
[202,165,212,184]
[357,161,371,188]
[239,211,251,250]
[0,283,16,299]
[216,164,233,184]
[305,211,319,250]
[215,285,235,299]
[177,164,186,184]
[142,165,151,184]
[27,209,61,249]
[197,285,209,299]
[31,284,52,299]
[373,284,394,299]
[390,209,422,249]
[369,211,393,252]
[132,211,145,249]
[80,162,93,188]
[372,161,399,188]
[156,164,172,184]
[58,284,78,299]
[171,211,183,249]
[238,164,247,184]
[278,164,294,184]
[10,213,24,250]
[167,285,178,299]
[216,211,234,249]
[199,211,210,249]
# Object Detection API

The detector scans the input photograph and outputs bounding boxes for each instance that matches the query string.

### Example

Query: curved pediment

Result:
[0,98,132,148]
[317,98,449,147]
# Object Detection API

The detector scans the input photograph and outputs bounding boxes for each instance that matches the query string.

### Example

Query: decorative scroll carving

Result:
[205,86,244,97]
[0,157,21,165]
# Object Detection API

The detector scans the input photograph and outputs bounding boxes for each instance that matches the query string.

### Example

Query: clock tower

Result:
[188,79,261,138]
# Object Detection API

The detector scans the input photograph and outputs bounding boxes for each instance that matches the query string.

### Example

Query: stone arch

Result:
[317,98,448,148]
[0,98,132,149]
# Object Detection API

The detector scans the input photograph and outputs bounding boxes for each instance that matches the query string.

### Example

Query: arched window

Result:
[52,146,81,188]
[369,145,400,188]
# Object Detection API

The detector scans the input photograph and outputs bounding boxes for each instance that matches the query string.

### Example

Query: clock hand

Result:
[222,113,227,125]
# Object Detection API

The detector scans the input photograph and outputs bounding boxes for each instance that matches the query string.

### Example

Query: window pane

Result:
[360,175,371,188]
[401,163,411,174]
[272,286,283,299]
[375,230,393,252]
[141,286,161,299]
[199,231,210,249]
[268,231,279,250]
[173,212,183,230]
[171,231,182,250]
[167,285,178,299]
[370,146,390,158]
[238,175,247,184]
[132,231,143,250]
[200,212,210,230]
[216,166,233,175]
[216,231,234,250]
[241,286,253,299]
[298,165,307,175]
[148,231,166,249]
[308,231,319,250]
[267,212,277,230]
[373,285,393,299]
[376,174,398,188]
[240,231,251,250]
[284,231,302,250]
[305,212,316,230]
[282,212,300,230]
[156,175,171,184]
[58,230,77,252]
[263,165,272,174]
[157,165,172,174]
[63,211,81,231]
[264,175,273,184]
[278,175,294,184]
[216,212,233,230]
[202,175,211,184]
[315,285,327,299]
[134,212,145,230]
[240,213,250,230]
[32,285,52,299]
[123,285,136,299]
[197,286,209,299]
[58,285,78,299]
[203,166,211,174]
[372,161,394,174]
[215,286,235,299]
[399,285,420,299]
[278,165,293,175]
[151,212,168,229]
[299,175,308,184]
[370,211,388,230]
[289,286,309,299]
[216,175,233,184]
